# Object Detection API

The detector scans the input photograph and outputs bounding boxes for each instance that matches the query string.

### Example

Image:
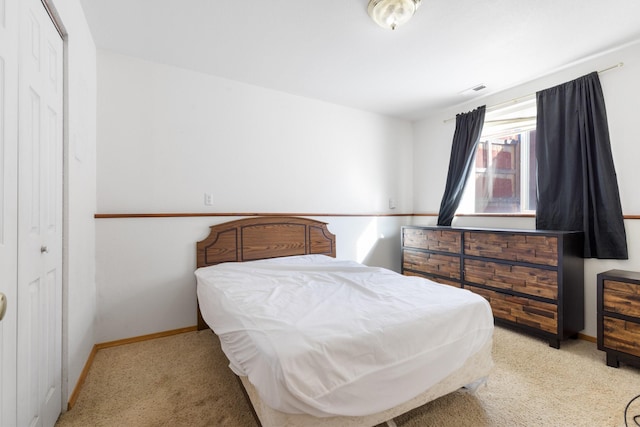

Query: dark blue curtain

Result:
[536,72,627,259]
[437,106,486,226]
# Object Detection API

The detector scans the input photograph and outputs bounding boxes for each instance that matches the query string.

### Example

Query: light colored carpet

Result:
[56,326,640,427]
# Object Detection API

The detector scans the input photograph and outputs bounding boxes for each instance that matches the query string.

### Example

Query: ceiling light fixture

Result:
[367,0,422,30]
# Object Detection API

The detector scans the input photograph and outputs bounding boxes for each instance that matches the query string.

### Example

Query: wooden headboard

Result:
[196,216,336,329]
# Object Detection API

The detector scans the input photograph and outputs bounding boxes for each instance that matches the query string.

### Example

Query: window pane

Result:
[458,97,537,214]
[474,136,521,213]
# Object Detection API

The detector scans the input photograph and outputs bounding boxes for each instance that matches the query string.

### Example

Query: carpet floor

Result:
[55,326,640,426]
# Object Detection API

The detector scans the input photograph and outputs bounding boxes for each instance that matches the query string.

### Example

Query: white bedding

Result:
[195,255,494,418]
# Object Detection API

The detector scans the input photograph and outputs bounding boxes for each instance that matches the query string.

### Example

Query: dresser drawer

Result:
[465,284,558,333]
[464,232,558,266]
[602,279,640,318]
[403,270,461,288]
[403,228,461,254]
[464,258,558,300]
[603,316,640,358]
[402,249,460,280]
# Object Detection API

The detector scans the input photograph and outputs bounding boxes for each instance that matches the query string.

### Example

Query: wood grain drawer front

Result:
[403,228,461,254]
[464,232,558,267]
[403,249,460,280]
[603,280,640,318]
[403,271,461,288]
[603,317,640,358]
[464,259,558,300]
[467,285,558,334]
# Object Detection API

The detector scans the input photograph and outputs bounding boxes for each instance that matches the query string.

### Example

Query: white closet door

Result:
[0,0,18,424]
[17,0,63,425]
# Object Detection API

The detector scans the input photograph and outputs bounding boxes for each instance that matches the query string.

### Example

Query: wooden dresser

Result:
[597,269,640,368]
[402,226,584,348]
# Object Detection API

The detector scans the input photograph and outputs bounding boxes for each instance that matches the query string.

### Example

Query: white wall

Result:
[95,51,414,342]
[95,215,408,341]
[412,40,640,338]
[96,51,413,214]
[50,0,97,406]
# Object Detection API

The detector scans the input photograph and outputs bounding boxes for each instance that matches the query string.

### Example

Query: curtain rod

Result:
[443,62,624,123]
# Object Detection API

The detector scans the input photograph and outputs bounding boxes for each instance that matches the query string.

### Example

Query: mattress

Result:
[196,254,494,418]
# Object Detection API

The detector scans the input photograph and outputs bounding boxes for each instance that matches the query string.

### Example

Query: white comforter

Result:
[196,255,493,417]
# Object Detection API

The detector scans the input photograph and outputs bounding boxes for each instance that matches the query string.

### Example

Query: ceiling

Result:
[79,0,640,121]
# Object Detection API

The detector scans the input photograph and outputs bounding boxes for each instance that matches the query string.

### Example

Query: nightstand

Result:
[597,269,640,368]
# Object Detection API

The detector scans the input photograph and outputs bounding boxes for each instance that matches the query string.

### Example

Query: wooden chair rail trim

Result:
[94,212,416,218]
[94,212,640,220]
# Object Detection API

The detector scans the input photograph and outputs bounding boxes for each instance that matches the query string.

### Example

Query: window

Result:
[457,97,537,214]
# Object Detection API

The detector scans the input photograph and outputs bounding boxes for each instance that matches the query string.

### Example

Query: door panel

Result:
[17,0,63,426]
[25,278,41,427]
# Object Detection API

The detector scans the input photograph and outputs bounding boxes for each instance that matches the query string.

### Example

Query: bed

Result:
[195,216,494,427]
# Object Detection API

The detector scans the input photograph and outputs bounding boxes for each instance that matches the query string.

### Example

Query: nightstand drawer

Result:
[603,279,640,318]
[603,316,640,358]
